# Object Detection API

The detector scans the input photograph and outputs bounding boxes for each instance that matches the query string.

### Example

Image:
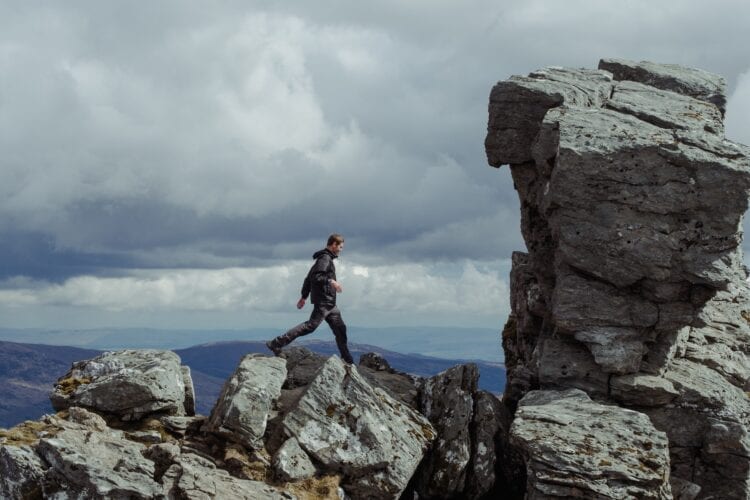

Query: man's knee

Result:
[303,318,323,332]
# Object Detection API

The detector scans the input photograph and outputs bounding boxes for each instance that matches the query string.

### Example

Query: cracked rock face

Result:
[511,389,672,499]
[487,58,750,498]
[205,353,287,450]
[416,363,477,498]
[49,349,194,421]
[282,356,435,499]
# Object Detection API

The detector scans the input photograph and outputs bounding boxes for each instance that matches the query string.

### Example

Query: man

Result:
[266,234,354,364]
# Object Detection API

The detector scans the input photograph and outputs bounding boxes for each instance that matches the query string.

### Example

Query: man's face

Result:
[330,241,344,255]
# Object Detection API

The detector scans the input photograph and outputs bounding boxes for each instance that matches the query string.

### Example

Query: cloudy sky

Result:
[1,0,749,333]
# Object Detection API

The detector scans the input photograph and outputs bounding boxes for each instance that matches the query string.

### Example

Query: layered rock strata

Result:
[487,59,750,498]
[511,389,671,498]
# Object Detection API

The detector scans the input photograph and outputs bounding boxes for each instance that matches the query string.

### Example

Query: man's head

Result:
[327,233,345,255]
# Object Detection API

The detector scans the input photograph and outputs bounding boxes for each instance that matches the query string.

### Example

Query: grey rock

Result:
[160,415,206,438]
[0,444,45,499]
[283,356,434,499]
[182,365,196,417]
[143,441,181,482]
[272,437,316,482]
[466,391,504,499]
[606,79,724,134]
[573,327,646,374]
[553,269,659,331]
[417,363,477,498]
[487,58,750,499]
[511,389,671,499]
[161,452,290,499]
[358,352,421,409]
[282,346,328,389]
[36,411,162,499]
[541,105,750,289]
[486,67,612,166]
[205,353,287,450]
[599,58,727,115]
[536,333,609,397]
[609,373,680,406]
[49,349,191,421]
[670,476,701,500]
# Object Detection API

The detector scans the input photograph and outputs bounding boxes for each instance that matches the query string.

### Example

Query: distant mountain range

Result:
[0,339,505,428]
[0,326,504,363]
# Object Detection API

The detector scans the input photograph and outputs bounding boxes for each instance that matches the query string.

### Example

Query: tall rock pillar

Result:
[486,59,750,498]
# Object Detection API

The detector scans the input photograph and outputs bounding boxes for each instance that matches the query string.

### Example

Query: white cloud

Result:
[1,1,749,330]
[726,69,750,146]
[0,260,510,319]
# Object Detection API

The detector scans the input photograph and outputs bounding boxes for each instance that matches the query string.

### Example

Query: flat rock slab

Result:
[50,349,192,421]
[511,389,671,499]
[283,356,435,499]
[599,58,727,114]
[205,354,287,450]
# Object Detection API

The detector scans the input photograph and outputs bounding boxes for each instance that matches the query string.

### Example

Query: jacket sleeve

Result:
[310,255,331,285]
[301,274,311,299]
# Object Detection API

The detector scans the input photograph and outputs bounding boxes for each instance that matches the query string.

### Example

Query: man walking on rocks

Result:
[266,234,354,364]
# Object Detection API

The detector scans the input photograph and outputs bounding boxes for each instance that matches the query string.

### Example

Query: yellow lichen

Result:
[284,475,343,500]
[56,376,92,395]
[0,419,61,447]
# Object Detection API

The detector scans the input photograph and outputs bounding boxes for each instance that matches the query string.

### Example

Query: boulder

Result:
[205,354,287,450]
[272,437,316,482]
[417,363,477,498]
[35,409,162,498]
[511,389,672,499]
[283,356,435,499]
[49,349,192,421]
[282,346,328,389]
[358,352,421,409]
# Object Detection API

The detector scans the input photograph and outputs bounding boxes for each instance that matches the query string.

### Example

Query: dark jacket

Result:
[301,248,337,305]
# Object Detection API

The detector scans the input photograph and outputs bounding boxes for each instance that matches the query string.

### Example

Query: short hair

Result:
[327,233,344,246]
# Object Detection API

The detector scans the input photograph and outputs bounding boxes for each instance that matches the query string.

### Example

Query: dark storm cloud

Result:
[1,0,749,285]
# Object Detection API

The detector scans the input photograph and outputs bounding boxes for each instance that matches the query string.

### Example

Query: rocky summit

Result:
[488,58,750,498]
[0,347,511,499]
[1,58,748,500]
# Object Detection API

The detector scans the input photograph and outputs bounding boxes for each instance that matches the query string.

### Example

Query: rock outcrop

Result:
[49,349,195,420]
[283,355,434,499]
[487,58,750,498]
[1,347,507,499]
[205,354,286,450]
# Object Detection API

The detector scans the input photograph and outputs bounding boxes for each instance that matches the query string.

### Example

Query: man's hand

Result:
[297,297,306,309]
[330,279,343,293]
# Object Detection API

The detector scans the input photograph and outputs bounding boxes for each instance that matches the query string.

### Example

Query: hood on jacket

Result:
[313,248,337,260]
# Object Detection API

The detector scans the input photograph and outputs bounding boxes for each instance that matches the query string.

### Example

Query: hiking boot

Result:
[265,340,282,357]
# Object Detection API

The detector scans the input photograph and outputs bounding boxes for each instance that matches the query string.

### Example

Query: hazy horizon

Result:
[0,324,504,362]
